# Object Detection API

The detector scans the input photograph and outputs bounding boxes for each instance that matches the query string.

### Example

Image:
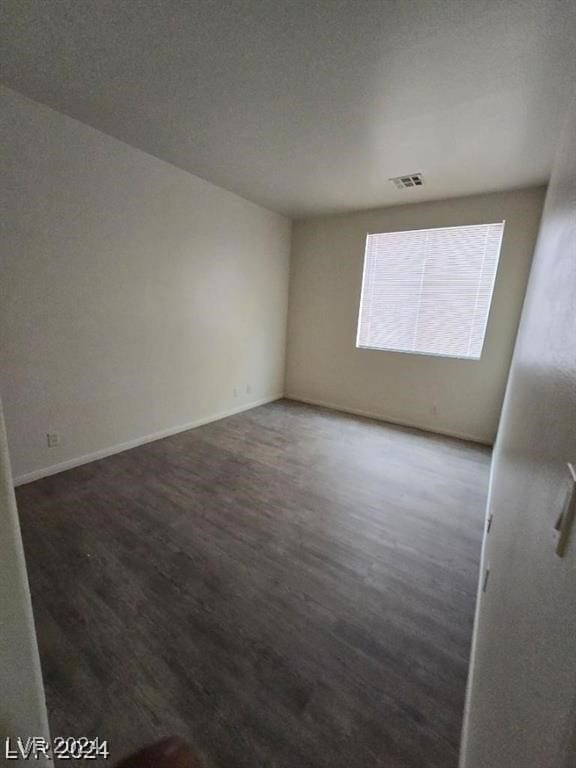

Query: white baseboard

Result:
[285,394,492,446]
[14,394,284,486]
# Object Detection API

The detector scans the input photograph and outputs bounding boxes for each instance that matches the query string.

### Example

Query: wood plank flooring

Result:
[16,400,490,768]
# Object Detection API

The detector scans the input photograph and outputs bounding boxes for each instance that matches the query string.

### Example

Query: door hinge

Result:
[555,463,576,558]
[482,566,490,593]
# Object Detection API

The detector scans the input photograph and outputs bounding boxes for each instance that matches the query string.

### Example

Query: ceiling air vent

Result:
[390,173,424,189]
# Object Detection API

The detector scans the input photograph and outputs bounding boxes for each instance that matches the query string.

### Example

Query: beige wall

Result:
[0,87,291,482]
[461,98,576,768]
[285,188,545,444]
[0,395,50,755]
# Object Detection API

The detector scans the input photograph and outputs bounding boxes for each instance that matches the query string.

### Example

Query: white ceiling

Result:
[1,0,575,217]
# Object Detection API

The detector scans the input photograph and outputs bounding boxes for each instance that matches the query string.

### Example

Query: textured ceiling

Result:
[1,0,575,216]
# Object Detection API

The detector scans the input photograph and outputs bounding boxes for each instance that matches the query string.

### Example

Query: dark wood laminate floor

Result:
[16,400,490,768]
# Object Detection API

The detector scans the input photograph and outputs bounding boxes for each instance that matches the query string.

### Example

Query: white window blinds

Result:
[356,221,505,359]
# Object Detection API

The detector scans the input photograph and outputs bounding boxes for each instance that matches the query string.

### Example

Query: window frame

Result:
[355,221,506,361]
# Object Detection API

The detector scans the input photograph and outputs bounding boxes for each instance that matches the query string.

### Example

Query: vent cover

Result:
[390,173,423,189]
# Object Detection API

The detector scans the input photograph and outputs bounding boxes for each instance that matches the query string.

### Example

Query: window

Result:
[356,221,505,360]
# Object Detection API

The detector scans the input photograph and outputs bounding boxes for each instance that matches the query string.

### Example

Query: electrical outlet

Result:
[246,384,252,395]
[47,432,60,448]
[233,387,238,397]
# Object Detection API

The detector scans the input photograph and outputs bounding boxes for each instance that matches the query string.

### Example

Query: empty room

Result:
[1,2,576,768]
